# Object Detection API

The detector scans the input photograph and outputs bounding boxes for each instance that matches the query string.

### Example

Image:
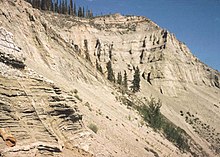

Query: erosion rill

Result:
[0,0,220,157]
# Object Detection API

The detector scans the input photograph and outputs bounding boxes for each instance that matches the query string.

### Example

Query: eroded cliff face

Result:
[0,0,220,157]
[45,13,220,97]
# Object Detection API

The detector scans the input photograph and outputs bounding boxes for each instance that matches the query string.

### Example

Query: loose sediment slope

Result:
[0,0,220,156]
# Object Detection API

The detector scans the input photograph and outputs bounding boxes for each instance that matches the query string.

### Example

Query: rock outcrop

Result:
[0,128,16,147]
[0,27,25,69]
[0,72,84,156]
[0,25,90,157]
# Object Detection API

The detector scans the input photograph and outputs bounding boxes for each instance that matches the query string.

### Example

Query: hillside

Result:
[0,0,220,157]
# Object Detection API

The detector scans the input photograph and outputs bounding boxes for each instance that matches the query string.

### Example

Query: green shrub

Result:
[73,89,78,94]
[163,123,189,151]
[84,102,92,111]
[88,123,98,133]
[131,66,140,93]
[120,97,135,107]
[106,61,115,82]
[138,98,162,130]
[74,94,82,102]
[138,97,189,151]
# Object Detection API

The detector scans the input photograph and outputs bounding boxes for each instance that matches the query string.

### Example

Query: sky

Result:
[75,0,220,71]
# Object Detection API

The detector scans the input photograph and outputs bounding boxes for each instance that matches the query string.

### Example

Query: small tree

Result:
[131,67,140,92]
[138,98,162,130]
[54,0,59,13]
[117,72,122,85]
[106,61,115,82]
[147,98,162,129]
[123,70,128,90]
[41,0,46,10]
[78,6,83,17]
[89,9,93,18]
[82,7,85,17]
[73,1,77,16]
[143,39,146,47]
[61,0,65,14]
[69,0,73,15]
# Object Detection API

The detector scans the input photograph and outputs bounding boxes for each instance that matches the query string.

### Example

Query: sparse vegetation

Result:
[71,89,83,102]
[96,109,102,115]
[73,89,78,94]
[128,115,131,121]
[180,110,184,116]
[143,38,146,48]
[88,123,98,133]
[181,111,220,153]
[163,123,189,151]
[123,70,128,90]
[120,96,135,107]
[140,50,144,64]
[109,44,113,60]
[117,72,123,85]
[74,94,82,102]
[138,97,162,130]
[25,0,93,18]
[131,66,140,92]
[106,61,115,82]
[137,97,189,151]
[84,102,92,111]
